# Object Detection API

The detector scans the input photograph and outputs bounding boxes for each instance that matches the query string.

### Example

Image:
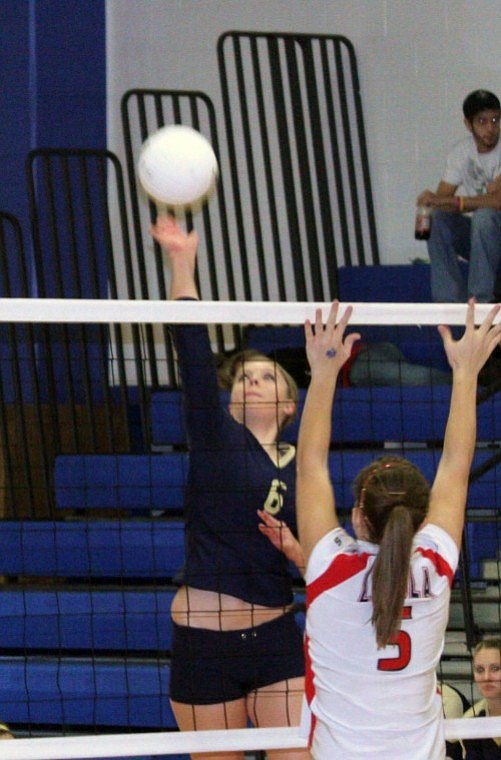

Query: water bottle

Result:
[414,205,432,240]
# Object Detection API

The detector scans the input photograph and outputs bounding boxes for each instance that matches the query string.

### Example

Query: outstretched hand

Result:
[304,300,361,378]
[438,299,501,376]
[150,214,199,263]
[150,214,200,299]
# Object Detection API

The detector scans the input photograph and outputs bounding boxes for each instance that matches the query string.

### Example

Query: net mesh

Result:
[0,299,498,758]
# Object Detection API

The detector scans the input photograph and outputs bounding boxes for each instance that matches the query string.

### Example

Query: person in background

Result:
[461,637,501,759]
[150,214,309,760]
[295,298,501,759]
[344,340,452,387]
[437,681,471,760]
[417,90,501,303]
[0,723,14,740]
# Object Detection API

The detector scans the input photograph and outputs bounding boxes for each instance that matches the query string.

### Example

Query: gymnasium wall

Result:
[1,1,500,267]
[105,0,501,265]
[0,0,106,243]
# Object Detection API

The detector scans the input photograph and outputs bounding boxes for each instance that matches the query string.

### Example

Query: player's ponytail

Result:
[371,506,414,648]
[353,456,430,649]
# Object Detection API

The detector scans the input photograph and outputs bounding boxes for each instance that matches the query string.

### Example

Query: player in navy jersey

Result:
[296,299,501,760]
[150,214,309,760]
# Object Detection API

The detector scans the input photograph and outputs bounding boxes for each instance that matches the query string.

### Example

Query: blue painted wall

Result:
[0,0,107,402]
[0,0,106,231]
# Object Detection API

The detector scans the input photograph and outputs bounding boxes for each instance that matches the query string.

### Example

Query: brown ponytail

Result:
[371,506,415,648]
[353,456,430,649]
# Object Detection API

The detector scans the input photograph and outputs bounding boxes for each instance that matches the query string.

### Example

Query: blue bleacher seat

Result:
[0,589,175,650]
[53,447,499,515]
[149,387,501,447]
[0,658,173,728]
[0,520,185,578]
[337,263,433,303]
[55,453,188,511]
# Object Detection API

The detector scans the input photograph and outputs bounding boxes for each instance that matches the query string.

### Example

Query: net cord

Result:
[0,720,499,759]
[0,299,498,325]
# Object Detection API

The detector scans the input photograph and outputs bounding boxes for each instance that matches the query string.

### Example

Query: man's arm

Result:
[417,181,501,212]
[425,301,501,548]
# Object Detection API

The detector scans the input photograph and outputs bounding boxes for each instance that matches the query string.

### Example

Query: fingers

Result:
[439,299,501,374]
[150,213,174,231]
[464,298,501,335]
[304,318,314,342]
[314,307,325,336]
[326,300,340,327]
[335,304,353,332]
[462,297,480,335]
[436,323,452,349]
[464,299,501,347]
[439,299,500,341]
[257,508,277,525]
[306,301,353,336]
[257,509,286,529]
[478,302,501,334]
[304,300,356,370]
[344,331,362,355]
[326,300,353,331]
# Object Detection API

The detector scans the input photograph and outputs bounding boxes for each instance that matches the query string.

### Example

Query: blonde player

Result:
[151,215,308,760]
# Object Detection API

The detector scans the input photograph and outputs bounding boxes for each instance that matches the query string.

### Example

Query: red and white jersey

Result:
[302,523,458,760]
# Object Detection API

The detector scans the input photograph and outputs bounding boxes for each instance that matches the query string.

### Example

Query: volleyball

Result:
[137,125,219,207]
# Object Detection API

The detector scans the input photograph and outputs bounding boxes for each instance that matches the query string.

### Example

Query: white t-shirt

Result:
[442,135,501,196]
[302,523,459,760]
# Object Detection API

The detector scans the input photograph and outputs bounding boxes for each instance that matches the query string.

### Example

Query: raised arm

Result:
[149,214,224,449]
[150,214,199,300]
[296,301,360,562]
[426,300,501,547]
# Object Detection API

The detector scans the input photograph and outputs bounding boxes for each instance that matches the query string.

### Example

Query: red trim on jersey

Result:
[306,550,372,608]
[303,634,317,746]
[304,551,372,750]
[416,545,455,586]
[306,538,454,610]
[304,635,314,705]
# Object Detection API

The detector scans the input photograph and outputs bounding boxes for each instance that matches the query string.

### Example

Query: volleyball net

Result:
[0,720,500,759]
[0,298,498,758]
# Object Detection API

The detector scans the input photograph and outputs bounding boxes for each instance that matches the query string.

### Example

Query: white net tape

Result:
[0,720,500,759]
[0,298,498,325]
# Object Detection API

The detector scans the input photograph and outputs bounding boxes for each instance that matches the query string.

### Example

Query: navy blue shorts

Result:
[169,610,305,705]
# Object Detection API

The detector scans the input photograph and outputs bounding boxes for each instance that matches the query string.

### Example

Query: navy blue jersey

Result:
[463,706,501,759]
[173,323,297,607]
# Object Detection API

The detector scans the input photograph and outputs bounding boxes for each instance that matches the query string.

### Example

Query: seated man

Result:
[417,89,501,303]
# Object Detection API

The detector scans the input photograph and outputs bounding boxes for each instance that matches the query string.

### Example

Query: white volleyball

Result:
[137,125,219,207]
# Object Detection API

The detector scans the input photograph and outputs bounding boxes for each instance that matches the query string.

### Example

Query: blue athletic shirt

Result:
[172,322,297,607]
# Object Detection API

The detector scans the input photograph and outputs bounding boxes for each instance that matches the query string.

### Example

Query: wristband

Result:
[459,196,465,213]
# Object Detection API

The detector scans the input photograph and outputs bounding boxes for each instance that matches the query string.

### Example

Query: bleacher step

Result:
[483,560,501,581]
